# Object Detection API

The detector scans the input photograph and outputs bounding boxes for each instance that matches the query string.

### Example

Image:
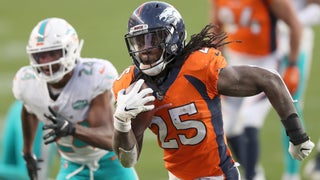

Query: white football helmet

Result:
[26,17,83,83]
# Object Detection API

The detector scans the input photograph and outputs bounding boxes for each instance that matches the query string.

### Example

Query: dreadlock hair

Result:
[134,24,237,87]
[180,23,234,60]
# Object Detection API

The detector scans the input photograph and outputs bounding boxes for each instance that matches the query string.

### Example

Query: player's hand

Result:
[289,139,315,161]
[114,79,155,123]
[23,153,40,180]
[43,107,75,144]
[283,65,300,95]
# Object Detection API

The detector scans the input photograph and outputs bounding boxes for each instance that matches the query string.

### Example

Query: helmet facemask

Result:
[28,40,83,83]
[125,26,174,76]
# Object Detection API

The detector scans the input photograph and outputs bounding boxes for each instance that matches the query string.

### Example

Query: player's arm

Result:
[113,128,140,167]
[43,90,115,150]
[271,0,303,94]
[217,65,314,160]
[271,0,302,63]
[112,79,155,167]
[21,105,40,180]
[218,66,294,118]
[113,105,150,168]
[21,105,39,155]
[73,90,115,150]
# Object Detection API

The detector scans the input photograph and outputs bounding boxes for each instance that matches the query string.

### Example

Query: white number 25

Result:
[150,103,206,149]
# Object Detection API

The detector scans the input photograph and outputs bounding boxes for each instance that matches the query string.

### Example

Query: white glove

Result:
[289,139,315,161]
[114,79,155,132]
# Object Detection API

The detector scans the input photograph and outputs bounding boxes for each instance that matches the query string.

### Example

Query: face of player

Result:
[31,49,63,76]
[129,30,168,66]
[138,44,163,66]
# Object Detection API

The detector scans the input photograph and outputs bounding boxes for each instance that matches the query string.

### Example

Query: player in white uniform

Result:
[12,17,138,180]
[277,1,320,180]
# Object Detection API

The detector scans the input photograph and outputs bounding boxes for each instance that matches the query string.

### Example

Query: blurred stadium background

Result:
[0,1,319,179]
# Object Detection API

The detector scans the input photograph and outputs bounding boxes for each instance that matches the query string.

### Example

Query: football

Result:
[125,80,155,136]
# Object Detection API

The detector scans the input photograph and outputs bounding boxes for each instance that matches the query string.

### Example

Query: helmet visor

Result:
[31,49,63,63]
[126,29,169,53]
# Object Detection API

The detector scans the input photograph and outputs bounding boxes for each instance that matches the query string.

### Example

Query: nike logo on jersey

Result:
[99,66,106,74]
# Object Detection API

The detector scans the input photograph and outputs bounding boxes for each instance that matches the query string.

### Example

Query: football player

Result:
[112,1,314,180]
[12,17,138,180]
[211,0,303,179]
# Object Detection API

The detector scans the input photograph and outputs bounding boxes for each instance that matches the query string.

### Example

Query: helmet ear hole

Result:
[64,49,68,56]
[167,44,178,55]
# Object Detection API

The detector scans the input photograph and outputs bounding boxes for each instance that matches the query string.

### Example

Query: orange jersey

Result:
[113,48,235,179]
[214,0,277,55]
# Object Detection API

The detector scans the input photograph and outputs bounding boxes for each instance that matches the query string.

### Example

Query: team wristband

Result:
[281,113,309,145]
[114,116,131,132]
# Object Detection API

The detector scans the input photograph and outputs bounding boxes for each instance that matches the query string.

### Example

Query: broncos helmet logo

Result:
[159,7,181,27]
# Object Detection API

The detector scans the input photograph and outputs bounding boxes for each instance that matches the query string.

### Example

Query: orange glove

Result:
[283,65,300,95]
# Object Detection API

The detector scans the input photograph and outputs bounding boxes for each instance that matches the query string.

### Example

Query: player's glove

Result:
[114,79,155,132]
[282,113,314,160]
[23,153,40,180]
[289,139,315,161]
[43,107,75,144]
[283,62,300,95]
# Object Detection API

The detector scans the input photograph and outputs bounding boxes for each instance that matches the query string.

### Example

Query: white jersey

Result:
[12,57,118,165]
[293,0,320,26]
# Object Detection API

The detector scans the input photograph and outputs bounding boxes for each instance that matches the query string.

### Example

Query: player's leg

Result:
[221,96,247,172]
[242,94,271,180]
[239,52,277,180]
[243,127,259,180]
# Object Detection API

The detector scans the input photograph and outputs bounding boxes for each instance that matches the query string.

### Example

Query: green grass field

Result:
[0,1,319,179]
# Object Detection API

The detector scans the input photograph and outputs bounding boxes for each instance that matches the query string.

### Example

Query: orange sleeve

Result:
[184,48,227,99]
[207,49,227,97]
[112,66,135,100]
